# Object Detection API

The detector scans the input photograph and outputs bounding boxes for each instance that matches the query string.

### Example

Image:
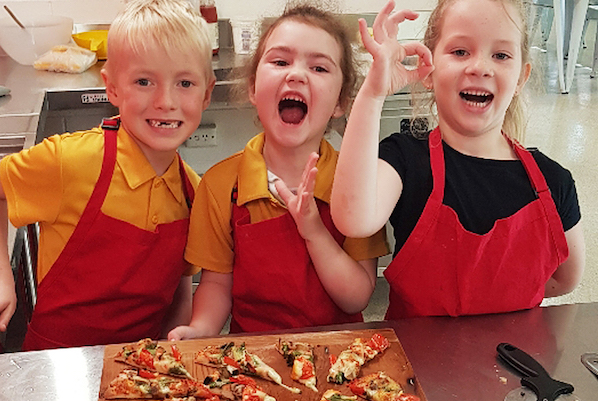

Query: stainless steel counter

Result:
[1,303,597,401]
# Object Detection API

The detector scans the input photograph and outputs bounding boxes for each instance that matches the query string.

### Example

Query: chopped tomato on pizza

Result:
[277,339,317,392]
[327,333,390,384]
[229,375,276,401]
[103,368,217,400]
[115,338,193,379]
[202,372,276,401]
[195,342,236,368]
[348,371,420,401]
[195,342,300,394]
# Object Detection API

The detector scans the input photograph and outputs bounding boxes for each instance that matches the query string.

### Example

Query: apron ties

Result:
[384,128,568,319]
[229,193,362,333]
[22,118,195,350]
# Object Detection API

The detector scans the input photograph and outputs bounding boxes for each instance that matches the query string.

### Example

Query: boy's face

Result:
[102,42,214,162]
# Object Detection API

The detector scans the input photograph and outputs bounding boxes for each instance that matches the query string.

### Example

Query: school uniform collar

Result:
[116,127,185,204]
[236,132,337,206]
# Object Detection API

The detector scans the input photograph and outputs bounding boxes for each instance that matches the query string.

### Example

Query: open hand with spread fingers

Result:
[274,152,324,241]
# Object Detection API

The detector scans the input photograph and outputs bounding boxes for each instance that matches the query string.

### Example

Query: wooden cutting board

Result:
[98,328,426,401]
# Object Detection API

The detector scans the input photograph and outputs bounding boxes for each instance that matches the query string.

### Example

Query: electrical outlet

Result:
[185,124,217,147]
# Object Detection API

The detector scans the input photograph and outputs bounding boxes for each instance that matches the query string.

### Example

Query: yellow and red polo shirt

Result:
[185,133,389,273]
[0,125,201,282]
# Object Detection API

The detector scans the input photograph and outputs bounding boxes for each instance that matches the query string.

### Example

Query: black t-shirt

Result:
[379,132,581,256]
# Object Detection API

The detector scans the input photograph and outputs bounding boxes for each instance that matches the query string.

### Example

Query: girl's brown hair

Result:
[232,2,358,113]
[421,0,531,142]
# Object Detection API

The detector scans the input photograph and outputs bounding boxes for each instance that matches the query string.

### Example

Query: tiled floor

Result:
[523,22,598,307]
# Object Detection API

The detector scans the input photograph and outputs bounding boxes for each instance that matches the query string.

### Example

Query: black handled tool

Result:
[497,343,574,401]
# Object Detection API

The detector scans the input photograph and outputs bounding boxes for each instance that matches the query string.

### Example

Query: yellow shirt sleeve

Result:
[0,134,68,227]
[343,228,389,261]
[185,154,239,273]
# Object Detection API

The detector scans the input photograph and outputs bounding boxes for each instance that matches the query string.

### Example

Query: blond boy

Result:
[0,0,215,350]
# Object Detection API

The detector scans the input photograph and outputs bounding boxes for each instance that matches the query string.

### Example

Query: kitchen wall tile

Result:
[3,0,435,24]
[0,1,53,17]
[50,0,123,24]
[215,0,436,20]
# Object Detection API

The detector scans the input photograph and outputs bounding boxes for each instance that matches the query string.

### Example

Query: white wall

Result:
[0,0,435,25]
[0,0,123,25]
[218,0,435,18]
[0,0,435,57]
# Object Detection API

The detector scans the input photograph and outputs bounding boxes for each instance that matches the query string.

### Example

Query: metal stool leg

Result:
[11,224,38,324]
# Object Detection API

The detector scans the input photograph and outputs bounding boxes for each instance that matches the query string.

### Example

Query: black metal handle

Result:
[497,343,574,401]
[497,343,548,377]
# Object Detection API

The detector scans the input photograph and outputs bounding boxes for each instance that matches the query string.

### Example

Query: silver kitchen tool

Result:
[0,86,10,97]
[497,343,581,401]
[504,387,580,401]
[581,353,598,377]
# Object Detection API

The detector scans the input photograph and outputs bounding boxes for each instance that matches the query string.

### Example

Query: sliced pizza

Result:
[103,368,216,400]
[229,375,277,401]
[195,342,301,394]
[327,333,390,384]
[115,338,193,379]
[277,339,317,392]
[202,372,276,401]
[195,342,235,368]
[320,389,358,401]
[348,371,420,401]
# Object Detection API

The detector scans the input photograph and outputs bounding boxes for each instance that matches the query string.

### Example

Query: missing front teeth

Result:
[150,120,181,128]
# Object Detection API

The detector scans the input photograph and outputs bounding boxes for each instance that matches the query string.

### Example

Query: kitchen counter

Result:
[1,303,597,401]
[0,49,248,148]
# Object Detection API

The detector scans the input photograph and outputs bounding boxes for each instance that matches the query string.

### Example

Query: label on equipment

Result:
[208,22,219,52]
[81,93,109,104]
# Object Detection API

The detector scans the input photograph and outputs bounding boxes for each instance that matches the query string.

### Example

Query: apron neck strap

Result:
[428,129,551,199]
[503,135,550,195]
[177,155,195,209]
[428,128,445,202]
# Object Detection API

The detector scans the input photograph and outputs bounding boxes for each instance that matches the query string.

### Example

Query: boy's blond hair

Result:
[104,0,215,83]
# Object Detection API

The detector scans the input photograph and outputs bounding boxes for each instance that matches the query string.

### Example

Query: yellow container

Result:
[72,30,108,60]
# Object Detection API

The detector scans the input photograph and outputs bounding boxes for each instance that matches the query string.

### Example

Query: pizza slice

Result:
[195,342,301,394]
[228,342,301,394]
[103,368,217,400]
[203,372,276,401]
[115,338,193,379]
[348,371,420,401]
[277,339,317,392]
[195,342,235,368]
[327,333,390,384]
[320,389,358,401]
[229,375,277,401]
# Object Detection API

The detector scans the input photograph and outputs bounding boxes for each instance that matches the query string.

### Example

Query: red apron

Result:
[229,195,363,333]
[22,119,195,351]
[384,128,568,319]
